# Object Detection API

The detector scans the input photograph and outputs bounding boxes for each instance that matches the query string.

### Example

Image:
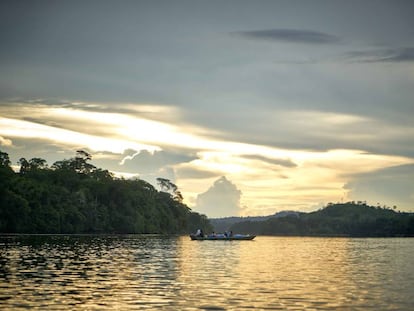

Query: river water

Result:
[0,235,413,310]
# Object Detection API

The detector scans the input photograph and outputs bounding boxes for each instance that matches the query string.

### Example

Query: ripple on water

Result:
[0,235,414,310]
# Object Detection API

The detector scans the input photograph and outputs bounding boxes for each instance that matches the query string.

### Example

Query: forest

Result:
[229,202,414,237]
[2,149,413,237]
[0,150,212,234]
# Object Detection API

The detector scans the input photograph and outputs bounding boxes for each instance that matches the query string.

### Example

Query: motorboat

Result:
[190,233,255,240]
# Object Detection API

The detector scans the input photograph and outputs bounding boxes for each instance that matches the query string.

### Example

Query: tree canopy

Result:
[229,202,414,237]
[0,150,212,234]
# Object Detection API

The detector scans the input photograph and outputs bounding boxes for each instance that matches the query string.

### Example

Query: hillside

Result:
[229,202,414,237]
[0,150,212,234]
[210,211,300,232]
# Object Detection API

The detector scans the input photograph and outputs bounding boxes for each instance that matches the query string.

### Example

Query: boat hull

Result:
[190,235,255,241]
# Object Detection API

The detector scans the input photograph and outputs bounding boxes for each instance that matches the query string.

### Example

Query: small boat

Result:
[190,234,256,241]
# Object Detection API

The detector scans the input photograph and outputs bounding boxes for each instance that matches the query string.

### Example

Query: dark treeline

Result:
[230,202,414,237]
[0,150,212,234]
[211,211,299,233]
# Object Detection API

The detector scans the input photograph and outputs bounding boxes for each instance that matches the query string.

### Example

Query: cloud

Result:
[345,164,414,211]
[94,149,180,187]
[0,116,158,155]
[0,136,93,170]
[234,28,341,44]
[1,101,413,216]
[175,166,220,179]
[4,99,181,124]
[344,47,414,63]
[0,136,12,147]
[120,149,197,174]
[242,154,297,168]
[195,176,242,218]
[238,110,414,158]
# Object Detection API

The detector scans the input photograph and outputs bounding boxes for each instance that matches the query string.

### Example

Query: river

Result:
[0,235,413,310]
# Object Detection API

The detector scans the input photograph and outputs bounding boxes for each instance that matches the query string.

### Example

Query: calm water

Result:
[0,235,413,310]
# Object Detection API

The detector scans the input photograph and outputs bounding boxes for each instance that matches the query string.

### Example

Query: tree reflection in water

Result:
[0,235,413,310]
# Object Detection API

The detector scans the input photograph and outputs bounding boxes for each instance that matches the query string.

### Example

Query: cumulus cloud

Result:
[234,28,341,44]
[0,136,12,147]
[195,176,242,218]
[0,1,413,217]
[111,149,201,189]
[120,149,197,174]
[94,149,179,187]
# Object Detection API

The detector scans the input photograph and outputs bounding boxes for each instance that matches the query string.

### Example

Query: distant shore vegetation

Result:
[0,150,212,234]
[1,149,413,237]
[227,202,414,237]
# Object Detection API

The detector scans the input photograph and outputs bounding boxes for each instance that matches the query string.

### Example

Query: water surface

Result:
[1,235,413,310]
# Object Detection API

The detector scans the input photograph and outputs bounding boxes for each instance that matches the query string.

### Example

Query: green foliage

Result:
[0,150,211,234]
[156,177,184,203]
[0,151,12,168]
[230,202,414,237]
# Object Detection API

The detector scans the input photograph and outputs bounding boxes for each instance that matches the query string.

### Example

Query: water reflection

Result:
[178,237,355,310]
[345,238,414,310]
[0,235,413,310]
[0,235,182,309]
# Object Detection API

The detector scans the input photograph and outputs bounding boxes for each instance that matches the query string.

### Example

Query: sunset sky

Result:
[1,0,413,217]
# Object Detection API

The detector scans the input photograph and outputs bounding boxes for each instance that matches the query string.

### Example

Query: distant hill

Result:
[227,202,414,237]
[210,211,300,232]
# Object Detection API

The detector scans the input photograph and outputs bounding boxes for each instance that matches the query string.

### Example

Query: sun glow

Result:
[1,103,413,216]
[0,117,159,154]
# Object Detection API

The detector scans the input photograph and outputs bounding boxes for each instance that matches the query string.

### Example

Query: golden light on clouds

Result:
[178,148,413,215]
[0,135,12,146]
[0,102,413,216]
[0,116,159,154]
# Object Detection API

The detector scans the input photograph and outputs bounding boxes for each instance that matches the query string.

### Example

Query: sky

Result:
[0,0,413,217]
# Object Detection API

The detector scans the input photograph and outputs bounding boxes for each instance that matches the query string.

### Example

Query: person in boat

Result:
[195,229,204,237]
[224,231,233,237]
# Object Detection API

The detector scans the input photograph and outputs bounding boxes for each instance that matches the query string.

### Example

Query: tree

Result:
[18,158,30,175]
[72,150,95,174]
[29,158,48,170]
[157,177,177,193]
[0,150,211,234]
[19,157,48,175]
[229,202,414,237]
[0,151,11,168]
[0,151,14,192]
[156,177,183,203]
[76,150,92,161]
[52,150,96,175]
